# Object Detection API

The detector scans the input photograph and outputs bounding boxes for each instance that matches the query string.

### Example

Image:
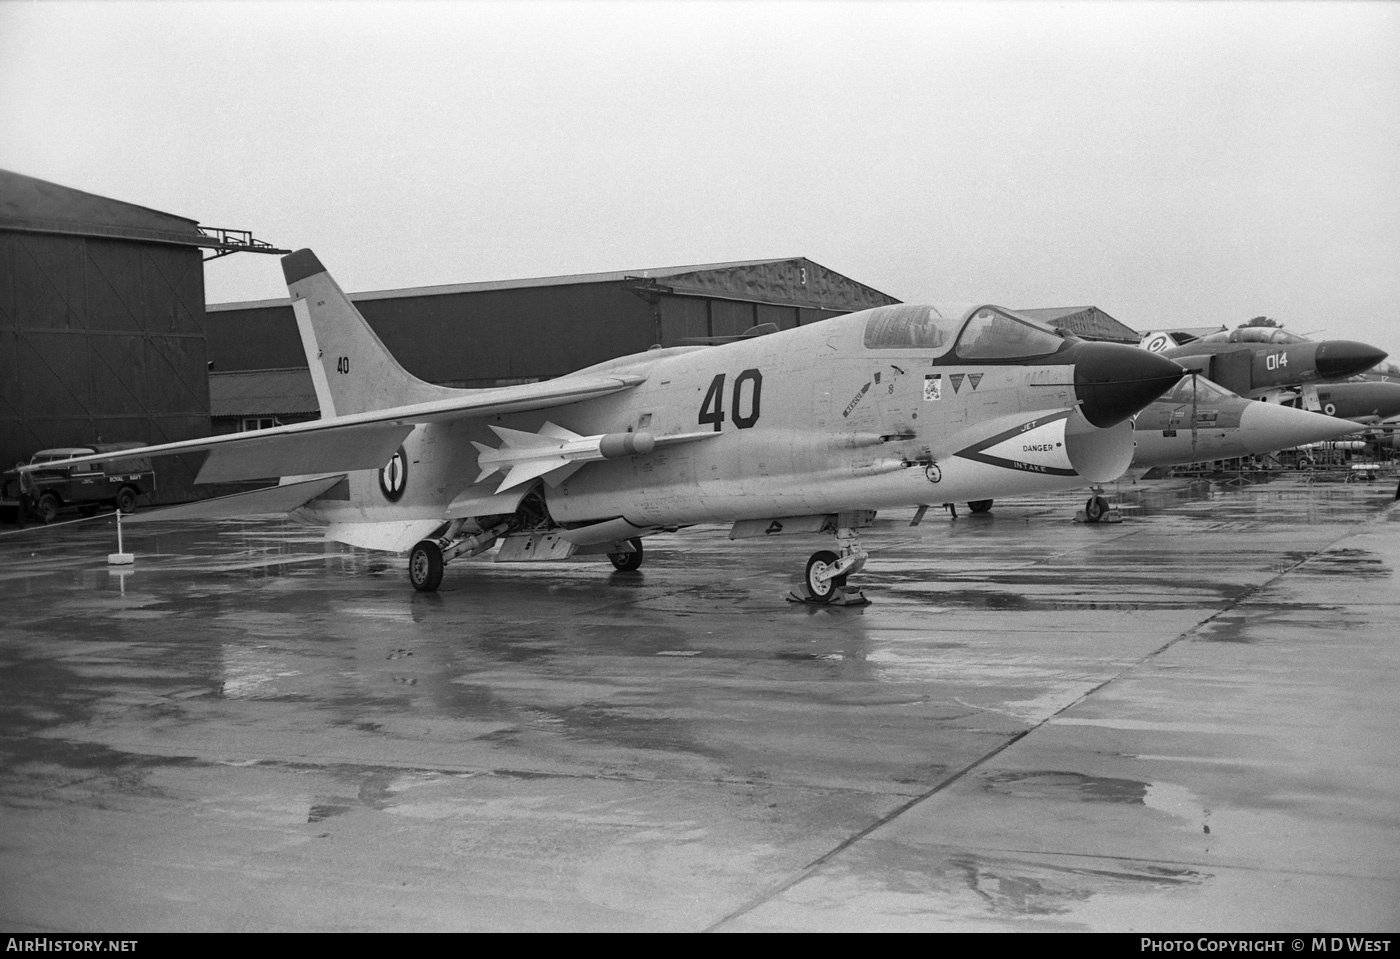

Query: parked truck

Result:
[0,443,155,524]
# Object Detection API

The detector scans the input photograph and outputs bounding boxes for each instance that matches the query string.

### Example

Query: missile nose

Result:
[1072,343,1186,428]
[1315,340,1387,380]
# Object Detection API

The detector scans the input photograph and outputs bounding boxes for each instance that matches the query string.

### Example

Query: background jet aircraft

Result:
[1138,329,1400,427]
[1130,374,1360,468]
[958,373,1356,521]
[1252,378,1400,426]
[1138,325,1387,400]
[24,250,1183,602]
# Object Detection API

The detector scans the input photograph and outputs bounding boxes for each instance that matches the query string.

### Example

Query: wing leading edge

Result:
[18,373,647,484]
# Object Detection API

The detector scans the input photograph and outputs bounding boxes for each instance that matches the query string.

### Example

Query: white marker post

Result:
[108,510,134,566]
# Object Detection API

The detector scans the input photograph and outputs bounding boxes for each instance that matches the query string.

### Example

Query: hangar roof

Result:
[0,168,206,247]
[0,169,286,257]
[1016,305,1140,344]
[210,256,898,313]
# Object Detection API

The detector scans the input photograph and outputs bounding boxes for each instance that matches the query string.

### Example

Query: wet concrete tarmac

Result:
[1,475,1397,931]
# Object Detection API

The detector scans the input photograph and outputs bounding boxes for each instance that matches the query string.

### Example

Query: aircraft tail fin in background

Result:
[1140,331,1185,353]
[282,249,459,418]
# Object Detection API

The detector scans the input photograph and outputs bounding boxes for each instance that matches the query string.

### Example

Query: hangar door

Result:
[0,232,211,502]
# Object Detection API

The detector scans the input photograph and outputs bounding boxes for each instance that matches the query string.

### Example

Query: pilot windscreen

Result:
[957,309,1062,359]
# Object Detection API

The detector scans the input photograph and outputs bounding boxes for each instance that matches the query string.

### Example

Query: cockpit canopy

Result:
[1197,327,1312,346]
[1158,374,1240,405]
[862,304,1067,360]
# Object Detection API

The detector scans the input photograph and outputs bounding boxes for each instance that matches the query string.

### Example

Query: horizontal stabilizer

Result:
[124,475,347,524]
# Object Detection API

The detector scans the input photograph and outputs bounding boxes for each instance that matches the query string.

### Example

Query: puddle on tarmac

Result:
[1303,548,1392,579]
[945,852,1205,917]
[977,770,1148,804]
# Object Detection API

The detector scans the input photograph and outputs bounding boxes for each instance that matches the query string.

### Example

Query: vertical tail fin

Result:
[282,249,456,417]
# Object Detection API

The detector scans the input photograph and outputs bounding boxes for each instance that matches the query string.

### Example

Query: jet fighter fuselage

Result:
[295,302,1180,540]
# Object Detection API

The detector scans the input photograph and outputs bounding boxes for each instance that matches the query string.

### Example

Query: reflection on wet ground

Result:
[1,476,1398,931]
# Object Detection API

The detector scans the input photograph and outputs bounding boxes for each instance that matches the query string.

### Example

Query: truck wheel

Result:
[116,487,137,514]
[36,493,60,524]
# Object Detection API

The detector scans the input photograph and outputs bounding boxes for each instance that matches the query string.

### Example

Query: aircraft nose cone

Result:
[1072,343,1186,428]
[1239,401,1358,451]
[1315,340,1387,380]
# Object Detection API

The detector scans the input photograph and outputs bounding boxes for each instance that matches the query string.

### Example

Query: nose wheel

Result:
[1078,487,1121,524]
[789,525,870,606]
[1084,495,1108,522]
[804,550,846,601]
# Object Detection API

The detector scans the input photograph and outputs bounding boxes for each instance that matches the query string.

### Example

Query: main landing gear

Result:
[789,524,871,606]
[408,519,511,592]
[607,538,644,572]
[409,540,444,592]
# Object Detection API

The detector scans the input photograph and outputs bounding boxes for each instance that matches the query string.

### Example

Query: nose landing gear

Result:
[1077,486,1121,524]
[788,522,871,606]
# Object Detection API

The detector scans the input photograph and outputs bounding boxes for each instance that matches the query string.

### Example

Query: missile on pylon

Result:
[473,422,659,491]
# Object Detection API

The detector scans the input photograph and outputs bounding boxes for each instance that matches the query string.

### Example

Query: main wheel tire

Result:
[115,487,138,514]
[608,538,644,571]
[805,549,846,603]
[36,493,60,525]
[408,540,444,592]
[967,499,993,514]
[1085,495,1109,523]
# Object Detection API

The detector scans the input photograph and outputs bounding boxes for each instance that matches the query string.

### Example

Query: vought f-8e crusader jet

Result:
[26,250,1184,602]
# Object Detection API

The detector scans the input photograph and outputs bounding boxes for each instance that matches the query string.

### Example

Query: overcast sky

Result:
[2,0,1397,354]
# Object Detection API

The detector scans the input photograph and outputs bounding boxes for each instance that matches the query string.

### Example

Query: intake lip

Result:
[1314,341,1388,381]
[1071,343,1186,428]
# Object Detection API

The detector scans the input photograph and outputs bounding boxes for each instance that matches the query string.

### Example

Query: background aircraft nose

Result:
[1238,401,1359,450]
[1315,341,1388,380]
[1073,343,1185,428]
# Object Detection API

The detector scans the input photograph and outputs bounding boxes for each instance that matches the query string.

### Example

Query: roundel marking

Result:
[924,463,942,484]
[1324,403,1337,416]
[1144,334,1170,354]
[380,446,408,502]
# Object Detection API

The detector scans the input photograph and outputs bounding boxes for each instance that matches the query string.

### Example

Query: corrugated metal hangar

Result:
[0,170,286,502]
